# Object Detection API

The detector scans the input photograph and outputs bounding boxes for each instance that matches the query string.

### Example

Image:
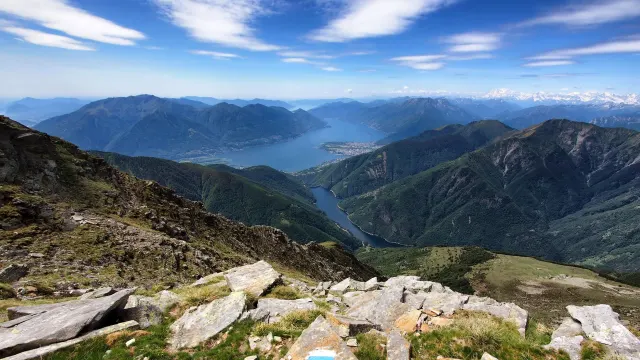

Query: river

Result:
[311,187,402,248]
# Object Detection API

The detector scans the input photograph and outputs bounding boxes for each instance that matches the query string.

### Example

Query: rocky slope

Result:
[330,120,640,271]
[0,115,375,290]
[1,260,638,359]
[34,95,325,159]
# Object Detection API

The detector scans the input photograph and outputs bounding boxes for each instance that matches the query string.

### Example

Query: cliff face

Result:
[0,116,376,289]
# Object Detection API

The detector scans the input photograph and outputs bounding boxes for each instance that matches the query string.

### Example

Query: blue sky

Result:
[0,0,639,99]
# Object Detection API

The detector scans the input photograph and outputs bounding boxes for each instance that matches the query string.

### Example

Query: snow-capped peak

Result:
[481,89,639,105]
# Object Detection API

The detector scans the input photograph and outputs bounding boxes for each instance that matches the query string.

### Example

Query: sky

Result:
[0,0,639,99]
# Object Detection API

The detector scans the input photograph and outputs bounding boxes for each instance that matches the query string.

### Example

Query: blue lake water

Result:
[311,187,403,248]
[210,118,385,172]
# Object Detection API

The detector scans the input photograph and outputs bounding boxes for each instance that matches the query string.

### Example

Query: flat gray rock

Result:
[552,317,583,339]
[0,289,134,357]
[169,291,246,350]
[463,296,528,337]
[481,353,499,360]
[224,261,281,297]
[387,330,410,360]
[384,276,436,292]
[79,287,115,300]
[422,292,469,317]
[544,335,584,360]
[121,290,180,329]
[330,278,370,293]
[4,321,139,360]
[347,286,411,330]
[285,316,357,360]
[248,298,317,324]
[190,272,223,287]
[567,304,640,359]
[327,314,381,337]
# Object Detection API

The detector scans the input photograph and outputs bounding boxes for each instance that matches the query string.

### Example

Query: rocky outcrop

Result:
[347,286,412,330]
[285,316,358,360]
[0,264,28,283]
[121,290,180,329]
[567,304,640,359]
[0,288,134,357]
[79,287,115,300]
[168,291,246,350]
[224,261,282,297]
[544,317,584,360]
[387,330,410,360]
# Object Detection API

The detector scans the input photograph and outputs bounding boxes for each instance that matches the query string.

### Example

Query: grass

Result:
[0,283,16,299]
[264,285,305,300]
[253,310,325,338]
[172,282,231,310]
[410,311,570,360]
[0,297,72,322]
[353,332,387,360]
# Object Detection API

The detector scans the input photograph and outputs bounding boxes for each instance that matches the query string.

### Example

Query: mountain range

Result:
[300,119,640,272]
[35,95,325,159]
[495,103,640,129]
[182,96,293,109]
[93,152,361,249]
[310,97,477,142]
[1,97,90,127]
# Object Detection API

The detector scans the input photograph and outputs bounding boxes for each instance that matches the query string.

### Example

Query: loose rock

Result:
[285,316,357,360]
[0,264,28,283]
[387,330,410,360]
[224,261,281,297]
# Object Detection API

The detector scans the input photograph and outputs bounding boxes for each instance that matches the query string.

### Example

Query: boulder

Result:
[481,353,499,360]
[330,278,368,293]
[247,298,317,324]
[168,292,246,350]
[567,304,640,359]
[364,277,380,291]
[285,316,358,360]
[121,290,180,329]
[327,314,381,337]
[544,335,584,360]
[404,291,427,309]
[387,330,410,360]
[552,317,583,339]
[347,286,411,330]
[422,292,469,316]
[327,294,343,305]
[249,335,272,352]
[79,287,115,300]
[3,321,139,360]
[224,261,281,297]
[0,264,28,283]
[346,338,358,347]
[463,296,528,337]
[394,309,423,333]
[384,276,436,292]
[343,290,378,308]
[0,289,134,357]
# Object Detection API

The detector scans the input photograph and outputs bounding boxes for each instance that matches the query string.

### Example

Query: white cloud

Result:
[448,53,494,60]
[282,57,313,63]
[391,54,446,70]
[520,0,640,27]
[524,60,575,67]
[145,46,165,50]
[0,0,144,46]
[191,50,241,59]
[529,38,640,60]
[278,50,335,59]
[443,32,501,53]
[321,66,342,71]
[2,26,94,50]
[309,0,456,42]
[153,0,280,51]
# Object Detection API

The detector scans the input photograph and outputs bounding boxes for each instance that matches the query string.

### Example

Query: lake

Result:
[203,118,385,172]
[311,187,403,248]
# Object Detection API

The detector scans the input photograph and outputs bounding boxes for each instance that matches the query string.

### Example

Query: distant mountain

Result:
[183,96,293,109]
[591,113,640,131]
[497,103,640,129]
[333,120,640,271]
[95,152,360,249]
[298,120,514,199]
[481,88,640,106]
[35,95,325,158]
[310,97,476,142]
[447,98,521,118]
[287,98,355,110]
[2,97,90,126]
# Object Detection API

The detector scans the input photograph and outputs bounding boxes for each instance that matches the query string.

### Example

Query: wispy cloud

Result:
[519,0,640,27]
[321,66,342,71]
[448,53,494,61]
[309,0,456,42]
[390,55,446,70]
[524,60,575,67]
[278,50,335,59]
[529,37,640,60]
[191,50,241,60]
[282,57,316,64]
[153,0,280,51]
[1,26,94,50]
[442,32,501,53]
[0,0,144,46]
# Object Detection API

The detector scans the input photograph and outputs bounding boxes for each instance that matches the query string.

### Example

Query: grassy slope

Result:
[95,152,359,250]
[357,246,640,330]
